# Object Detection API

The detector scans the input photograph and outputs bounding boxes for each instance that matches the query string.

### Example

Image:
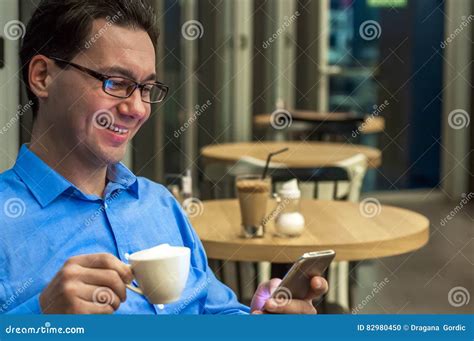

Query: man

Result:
[0,0,328,314]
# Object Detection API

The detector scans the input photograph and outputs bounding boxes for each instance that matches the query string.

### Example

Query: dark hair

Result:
[20,0,159,118]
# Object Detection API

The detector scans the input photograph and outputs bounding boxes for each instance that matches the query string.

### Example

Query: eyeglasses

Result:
[48,57,169,104]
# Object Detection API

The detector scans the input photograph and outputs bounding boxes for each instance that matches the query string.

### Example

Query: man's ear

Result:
[28,55,54,101]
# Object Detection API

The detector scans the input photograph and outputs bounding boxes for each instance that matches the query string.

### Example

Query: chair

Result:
[327,153,368,311]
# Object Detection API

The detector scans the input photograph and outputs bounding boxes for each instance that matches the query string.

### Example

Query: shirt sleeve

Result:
[3,293,42,314]
[202,260,250,315]
[196,239,250,314]
[171,196,250,315]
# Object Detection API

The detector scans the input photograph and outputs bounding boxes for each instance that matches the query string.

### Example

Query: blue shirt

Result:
[0,144,250,315]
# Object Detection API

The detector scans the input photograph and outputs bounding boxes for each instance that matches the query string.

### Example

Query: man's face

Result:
[43,18,156,165]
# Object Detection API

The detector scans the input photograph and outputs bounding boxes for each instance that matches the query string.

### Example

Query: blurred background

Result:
[0,0,472,314]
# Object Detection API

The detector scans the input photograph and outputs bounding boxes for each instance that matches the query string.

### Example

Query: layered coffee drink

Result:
[235,175,271,238]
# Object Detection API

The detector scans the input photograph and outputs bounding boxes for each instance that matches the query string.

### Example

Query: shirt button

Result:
[104,202,108,209]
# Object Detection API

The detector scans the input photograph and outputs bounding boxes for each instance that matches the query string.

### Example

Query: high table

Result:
[253,111,385,135]
[201,141,382,169]
[190,199,429,263]
[189,199,429,310]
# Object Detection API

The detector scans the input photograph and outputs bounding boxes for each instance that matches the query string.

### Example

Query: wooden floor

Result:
[351,190,473,314]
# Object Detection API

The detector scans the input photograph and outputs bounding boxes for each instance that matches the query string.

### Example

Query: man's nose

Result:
[119,88,149,120]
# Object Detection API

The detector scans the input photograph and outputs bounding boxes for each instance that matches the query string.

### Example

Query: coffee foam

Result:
[129,244,187,261]
[236,179,270,193]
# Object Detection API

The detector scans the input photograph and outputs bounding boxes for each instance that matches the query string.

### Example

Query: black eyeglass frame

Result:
[48,56,169,103]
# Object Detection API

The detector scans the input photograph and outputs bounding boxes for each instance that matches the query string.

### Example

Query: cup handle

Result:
[126,283,144,296]
[124,263,144,296]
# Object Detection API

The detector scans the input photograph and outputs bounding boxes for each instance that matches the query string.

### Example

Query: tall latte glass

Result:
[235,175,271,238]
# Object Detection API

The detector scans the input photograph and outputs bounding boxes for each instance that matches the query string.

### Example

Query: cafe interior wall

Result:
[146,0,451,193]
[0,0,19,172]
[377,0,444,190]
[5,0,471,197]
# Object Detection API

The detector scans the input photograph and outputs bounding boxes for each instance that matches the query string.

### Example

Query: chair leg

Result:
[333,181,339,200]
[327,261,350,311]
[217,259,225,283]
[253,262,260,293]
[337,261,350,311]
[236,262,243,300]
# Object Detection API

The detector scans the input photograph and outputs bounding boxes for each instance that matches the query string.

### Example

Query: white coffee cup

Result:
[126,243,191,304]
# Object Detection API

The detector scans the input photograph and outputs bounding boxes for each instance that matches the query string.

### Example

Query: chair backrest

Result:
[201,153,368,202]
[228,157,352,201]
[334,153,368,202]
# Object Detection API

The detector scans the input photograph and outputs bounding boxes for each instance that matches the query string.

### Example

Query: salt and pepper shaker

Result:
[274,179,305,237]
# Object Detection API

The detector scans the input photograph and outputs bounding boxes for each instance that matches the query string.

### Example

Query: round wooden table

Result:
[201,141,382,169]
[253,111,385,134]
[189,199,429,263]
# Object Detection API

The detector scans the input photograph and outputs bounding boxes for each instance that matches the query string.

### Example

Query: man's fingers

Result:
[263,298,317,315]
[303,276,328,300]
[77,283,121,311]
[70,298,116,314]
[67,253,133,284]
[251,278,282,312]
[254,278,282,297]
[267,278,283,296]
[251,310,264,315]
[79,267,127,302]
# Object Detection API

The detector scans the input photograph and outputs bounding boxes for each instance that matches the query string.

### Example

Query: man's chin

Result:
[92,144,128,166]
[105,150,127,165]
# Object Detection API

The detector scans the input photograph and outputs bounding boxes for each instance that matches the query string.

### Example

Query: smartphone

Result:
[271,250,335,301]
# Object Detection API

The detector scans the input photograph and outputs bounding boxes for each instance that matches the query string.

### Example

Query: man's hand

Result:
[250,276,328,314]
[40,253,133,314]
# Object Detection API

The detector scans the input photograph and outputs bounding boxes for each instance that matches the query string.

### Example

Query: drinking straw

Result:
[261,147,289,179]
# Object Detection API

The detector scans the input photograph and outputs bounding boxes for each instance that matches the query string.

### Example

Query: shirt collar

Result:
[13,144,139,207]
[106,162,139,199]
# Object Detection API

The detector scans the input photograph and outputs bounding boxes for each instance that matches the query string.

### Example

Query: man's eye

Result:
[105,79,128,90]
